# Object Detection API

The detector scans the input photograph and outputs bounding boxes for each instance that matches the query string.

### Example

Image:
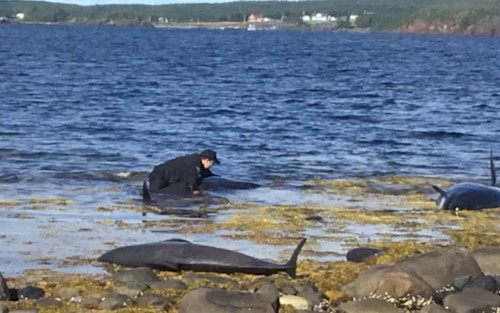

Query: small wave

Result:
[53,170,148,182]
[0,174,20,183]
[412,130,469,139]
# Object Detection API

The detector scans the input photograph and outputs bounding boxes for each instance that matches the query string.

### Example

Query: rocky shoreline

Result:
[1,176,499,312]
[1,244,499,313]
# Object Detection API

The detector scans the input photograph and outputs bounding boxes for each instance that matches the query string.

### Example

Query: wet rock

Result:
[453,275,497,292]
[136,293,172,310]
[80,296,101,306]
[53,286,80,300]
[442,288,500,313]
[469,246,500,275]
[182,273,238,285]
[397,249,483,290]
[346,264,435,299]
[418,303,453,313]
[17,287,44,300]
[0,303,8,313]
[256,283,280,304]
[294,283,327,309]
[149,279,187,290]
[113,282,149,299]
[0,273,9,301]
[178,287,277,313]
[335,298,405,313]
[346,247,382,262]
[9,309,38,313]
[280,285,298,295]
[36,298,61,307]
[112,267,160,284]
[305,215,323,222]
[100,294,134,310]
[279,295,309,310]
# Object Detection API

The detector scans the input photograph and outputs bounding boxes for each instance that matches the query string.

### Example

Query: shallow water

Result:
[1,24,499,276]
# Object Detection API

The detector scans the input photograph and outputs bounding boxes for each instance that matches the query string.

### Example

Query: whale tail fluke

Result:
[490,150,496,187]
[142,181,151,204]
[284,238,307,278]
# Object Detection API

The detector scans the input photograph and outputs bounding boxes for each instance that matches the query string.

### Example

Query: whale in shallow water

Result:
[142,177,260,204]
[98,238,307,278]
[432,151,500,210]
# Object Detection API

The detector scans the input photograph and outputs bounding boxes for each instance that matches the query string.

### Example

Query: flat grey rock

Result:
[397,249,483,290]
[452,275,497,292]
[335,298,404,313]
[136,293,172,310]
[469,246,500,275]
[100,294,134,310]
[112,267,160,284]
[178,288,277,313]
[347,264,435,298]
[418,303,453,313]
[443,288,500,313]
[149,279,187,290]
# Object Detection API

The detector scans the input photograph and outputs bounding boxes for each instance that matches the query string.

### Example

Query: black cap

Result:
[200,149,220,164]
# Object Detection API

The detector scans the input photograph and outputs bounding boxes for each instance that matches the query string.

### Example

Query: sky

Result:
[42,0,231,5]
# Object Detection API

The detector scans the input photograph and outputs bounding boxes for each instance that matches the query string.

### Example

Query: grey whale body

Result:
[433,151,500,210]
[98,238,307,278]
[142,177,260,204]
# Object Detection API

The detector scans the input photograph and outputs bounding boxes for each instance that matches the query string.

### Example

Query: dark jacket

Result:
[148,153,214,192]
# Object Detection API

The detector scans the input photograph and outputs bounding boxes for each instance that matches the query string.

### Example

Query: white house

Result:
[16,13,25,20]
[311,13,328,22]
[303,13,336,23]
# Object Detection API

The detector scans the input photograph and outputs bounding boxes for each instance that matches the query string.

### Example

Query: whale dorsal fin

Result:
[432,185,447,197]
[490,150,496,187]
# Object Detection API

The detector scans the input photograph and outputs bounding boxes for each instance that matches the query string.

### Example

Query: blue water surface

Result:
[1,24,500,193]
[1,23,500,276]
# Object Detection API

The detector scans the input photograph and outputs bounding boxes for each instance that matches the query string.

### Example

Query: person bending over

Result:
[148,149,219,195]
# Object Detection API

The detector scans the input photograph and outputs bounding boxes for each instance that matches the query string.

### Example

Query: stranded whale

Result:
[98,238,307,278]
[142,177,260,204]
[432,151,500,210]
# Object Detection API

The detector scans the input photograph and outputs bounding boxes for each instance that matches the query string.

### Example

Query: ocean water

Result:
[0,24,499,275]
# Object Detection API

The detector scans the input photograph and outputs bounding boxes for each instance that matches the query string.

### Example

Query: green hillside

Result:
[0,0,499,33]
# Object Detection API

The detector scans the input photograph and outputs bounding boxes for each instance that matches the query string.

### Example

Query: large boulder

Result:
[335,298,405,313]
[112,267,160,284]
[396,249,483,290]
[418,303,453,313]
[442,288,500,313]
[344,264,435,299]
[469,246,500,275]
[178,288,278,313]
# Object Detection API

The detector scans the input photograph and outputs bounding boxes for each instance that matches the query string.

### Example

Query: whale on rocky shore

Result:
[432,150,500,210]
[98,238,307,278]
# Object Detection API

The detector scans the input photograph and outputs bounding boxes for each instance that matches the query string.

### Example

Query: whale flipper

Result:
[142,181,151,204]
[490,150,496,187]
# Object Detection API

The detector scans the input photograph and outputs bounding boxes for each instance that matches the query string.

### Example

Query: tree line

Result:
[0,0,499,31]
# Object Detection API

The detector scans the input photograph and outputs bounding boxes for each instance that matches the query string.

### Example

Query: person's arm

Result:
[184,167,201,192]
[202,168,215,177]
